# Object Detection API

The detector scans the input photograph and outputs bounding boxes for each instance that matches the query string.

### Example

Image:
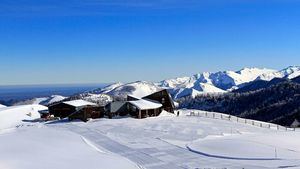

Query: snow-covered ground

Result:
[0,126,140,169]
[0,104,7,109]
[0,104,47,130]
[1,107,300,169]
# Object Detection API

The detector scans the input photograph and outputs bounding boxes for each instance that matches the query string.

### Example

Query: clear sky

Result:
[0,0,300,85]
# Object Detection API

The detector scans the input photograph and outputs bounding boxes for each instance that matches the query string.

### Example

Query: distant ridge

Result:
[88,66,299,100]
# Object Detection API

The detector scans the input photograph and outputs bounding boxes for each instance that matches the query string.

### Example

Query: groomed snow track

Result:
[48,122,272,169]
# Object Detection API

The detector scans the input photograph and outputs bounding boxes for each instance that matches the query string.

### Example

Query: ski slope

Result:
[47,110,300,169]
[1,107,300,169]
[0,126,140,169]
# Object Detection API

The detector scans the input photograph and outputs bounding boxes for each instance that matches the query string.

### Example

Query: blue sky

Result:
[0,0,300,85]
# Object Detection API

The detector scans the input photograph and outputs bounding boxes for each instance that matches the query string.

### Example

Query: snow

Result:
[0,104,47,130]
[83,67,299,100]
[63,99,97,107]
[95,81,161,99]
[13,95,66,106]
[188,133,300,160]
[43,109,299,169]
[1,105,300,168]
[158,67,276,99]
[0,104,7,109]
[173,88,202,99]
[129,99,162,110]
[258,66,300,81]
[94,82,124,94]
[46,95,67,104]
[195,82,226,93]
[158,110,176,117]
[80,93,112,105]
[100,81,161,98]
[0,126,139,169]
[32,97,49,104]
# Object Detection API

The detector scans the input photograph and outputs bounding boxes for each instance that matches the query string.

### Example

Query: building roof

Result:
[129,99,162,110]
[63,100,97,107]
[127,94,142,100]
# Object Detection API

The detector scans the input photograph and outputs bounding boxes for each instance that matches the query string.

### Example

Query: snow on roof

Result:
[129,99,162,110]
[128,89,166,99]
[63,100,97,107]
[127,94,142,99]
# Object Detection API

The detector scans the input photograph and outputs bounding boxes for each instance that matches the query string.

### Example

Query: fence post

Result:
[221,114,223,119]
[245,119,247,124]
[277,125,279,130]
[213,113,215,118]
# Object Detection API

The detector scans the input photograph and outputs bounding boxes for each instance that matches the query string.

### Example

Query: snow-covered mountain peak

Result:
[236,67,276,75]
[280,66,300,78]
[94,81,162,99]
[257,66,300,81]
[67,66,300,101]
[46,95,67,104]
[158,67,281,99]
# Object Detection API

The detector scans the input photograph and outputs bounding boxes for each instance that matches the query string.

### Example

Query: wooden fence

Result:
[188,111,295,131]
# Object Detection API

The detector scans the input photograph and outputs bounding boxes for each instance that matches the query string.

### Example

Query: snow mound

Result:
[0,104,47,130]
[158,110,176,117]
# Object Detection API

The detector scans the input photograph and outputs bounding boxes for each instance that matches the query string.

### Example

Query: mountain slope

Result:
[0,104,6,109]
[157,67,275,98]
[179,80,300,126]
[0,104,47,130]
[91,81,162,99]
[13,66,300,104]
[257,66,300,81]
[86,66,299,100]
[13,95,67,106]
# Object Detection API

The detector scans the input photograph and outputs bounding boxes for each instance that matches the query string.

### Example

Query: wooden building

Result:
[142,89,175,113]
[48,99,98,119]
[69,106,105,122]
[106,89,175,119]
[105,101,128,117]
[128,99,162,118]
[38,109,50,119]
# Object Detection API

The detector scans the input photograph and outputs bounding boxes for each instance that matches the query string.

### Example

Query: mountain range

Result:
[8,66,300,106]
[88,66,300,100]
[178,76,300,126]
